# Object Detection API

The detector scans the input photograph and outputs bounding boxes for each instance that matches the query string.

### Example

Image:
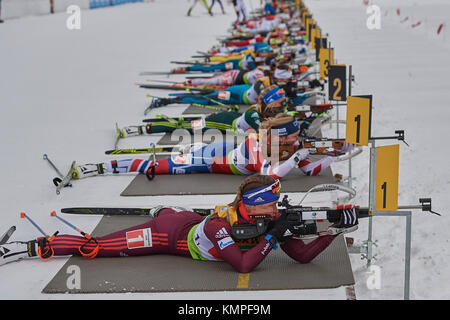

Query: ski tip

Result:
[43,154,48,160]
[20,212,26,218]
[50,211,57,217]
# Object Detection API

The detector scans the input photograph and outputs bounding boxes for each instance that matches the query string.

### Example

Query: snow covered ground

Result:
[304,0,450,299]
[0,0,449,300]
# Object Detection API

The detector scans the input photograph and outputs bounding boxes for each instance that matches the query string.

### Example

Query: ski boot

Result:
[148,98,173,110]
[119,125,144,138]
[73,163,106,179]
[0,240,36,266]
[309,79,324,90]
[149,205,191,218]
[0,236,58,266]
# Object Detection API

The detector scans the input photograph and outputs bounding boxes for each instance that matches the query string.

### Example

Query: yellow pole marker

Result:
[319,48,334,79]
[375,144,399,211]
[345,95,372,146]
[311,28,321,49]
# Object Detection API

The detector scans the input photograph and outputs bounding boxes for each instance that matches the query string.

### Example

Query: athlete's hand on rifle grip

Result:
[329,206,359,236]
[268,215,304,243]
[291,148,309,164]
[341,142,355,153]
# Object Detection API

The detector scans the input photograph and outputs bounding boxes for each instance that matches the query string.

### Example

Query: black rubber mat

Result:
[156,131,246,146]
[42,216,354,294]
[120,159,335,196]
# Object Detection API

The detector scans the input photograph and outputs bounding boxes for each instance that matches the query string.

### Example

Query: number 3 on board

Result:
[375,144,399,211]
[345,95,372,146]
[319,48,333,80]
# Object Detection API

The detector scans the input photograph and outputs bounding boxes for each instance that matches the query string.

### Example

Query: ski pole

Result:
[43,154,72,187]
[50,211,91,239]
[50,211,99,258]
[43,154,64,177]
[20,212,49,238]
[175,92,240,111]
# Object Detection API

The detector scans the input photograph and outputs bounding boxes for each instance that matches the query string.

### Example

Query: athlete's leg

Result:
[189,70,240,86]
[45,209,204,258]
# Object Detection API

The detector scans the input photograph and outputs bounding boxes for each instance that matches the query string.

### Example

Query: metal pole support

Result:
[372,211,412,300]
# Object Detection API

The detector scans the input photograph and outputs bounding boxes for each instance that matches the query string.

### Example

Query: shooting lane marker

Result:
[375,145,399,211]
[237,273,250,289]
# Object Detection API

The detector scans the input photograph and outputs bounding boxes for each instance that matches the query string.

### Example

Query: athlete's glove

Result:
[290,148,309,165]
[328,206,359,236]
[267,214,304,244]
[340,142,355,153]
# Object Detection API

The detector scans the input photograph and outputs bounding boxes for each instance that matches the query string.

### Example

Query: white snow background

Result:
[0,0,449,300]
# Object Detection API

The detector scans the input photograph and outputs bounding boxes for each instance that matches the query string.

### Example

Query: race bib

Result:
[191,118,205,131]
[218,91,231,100]
[126,228,152,249]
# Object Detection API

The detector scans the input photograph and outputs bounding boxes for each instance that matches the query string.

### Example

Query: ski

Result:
[139,70,207,76]
[105,146,179,155]
[170,60,207,65]
[54,161,77,195]
[141,80,229,91]
[60,205,368,221]
[137,83,217,94]
[61,207,213,216]
[185,73,222,79]
[0,226,16,245]
[142,114,202,123]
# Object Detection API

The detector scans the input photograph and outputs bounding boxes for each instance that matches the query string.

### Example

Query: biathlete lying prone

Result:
[70,113,353,180]
[0,174,358,273]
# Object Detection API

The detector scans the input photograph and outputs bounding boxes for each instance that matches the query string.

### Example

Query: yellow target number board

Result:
[375,144,399,211]
[345,95,372,146]
[311,28,321,49]
[319,48,333,79]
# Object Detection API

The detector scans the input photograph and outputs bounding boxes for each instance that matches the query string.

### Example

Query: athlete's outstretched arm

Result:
[204,218,273,273]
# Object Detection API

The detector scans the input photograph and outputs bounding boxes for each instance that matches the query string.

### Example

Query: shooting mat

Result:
[156,130,246,146]
[120,159,335,196]
[42,215,354,294]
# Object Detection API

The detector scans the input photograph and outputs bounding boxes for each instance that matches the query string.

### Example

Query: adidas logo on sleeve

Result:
[215,227,229,239]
